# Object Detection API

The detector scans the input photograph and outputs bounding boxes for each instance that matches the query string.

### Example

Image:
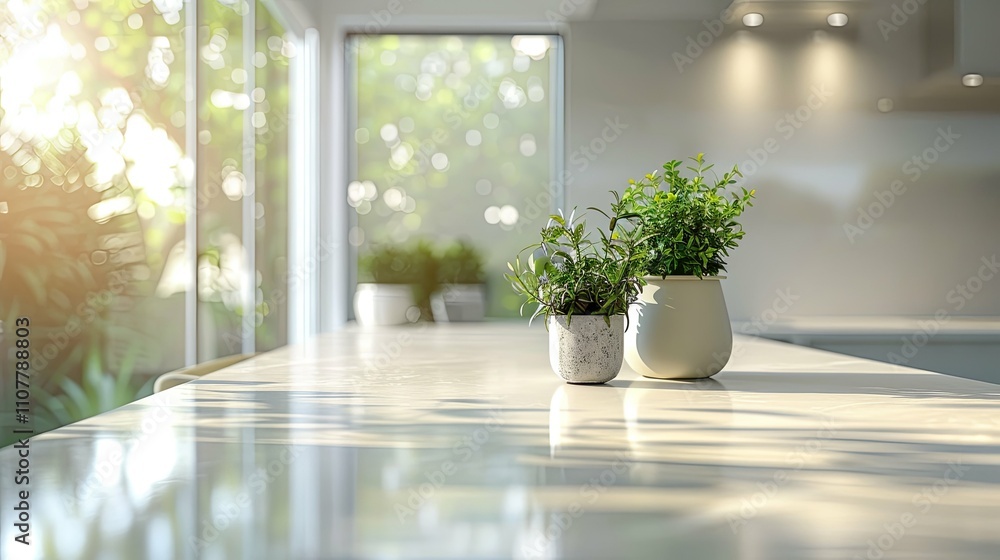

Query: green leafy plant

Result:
[358,241,439,320]
[409,240,439,320]
[34,339,153,432]
[358,245,417,284]
[505,207,647,325]
[615,154,755,277]
[437,240,485,285]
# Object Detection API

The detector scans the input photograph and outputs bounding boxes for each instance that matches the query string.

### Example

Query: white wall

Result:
[295,0,1000,325]
[563,19,1000,321]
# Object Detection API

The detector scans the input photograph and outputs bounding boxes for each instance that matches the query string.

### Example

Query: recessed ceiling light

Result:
[743,13,764,27]
[827,13,849,27]
[962,73,984,87]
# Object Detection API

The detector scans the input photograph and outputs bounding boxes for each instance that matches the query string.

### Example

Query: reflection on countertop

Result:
[2,323,999,560]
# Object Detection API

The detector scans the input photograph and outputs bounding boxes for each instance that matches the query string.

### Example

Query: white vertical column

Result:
[319,18,350,332]
[184,0,199,367]
[305,28,320,338]
[181,10,200,560]
[287,33,323,550]
[550,35,566,214]
[289,28,320,344]
[242,0,257,355]
[288,27,304,345]
[241,14,259,555]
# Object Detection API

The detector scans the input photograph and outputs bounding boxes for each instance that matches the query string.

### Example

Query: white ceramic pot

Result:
[548,314,625,384]
[625,276,733,379]
[430,284,486,322]
[354,283,417,326]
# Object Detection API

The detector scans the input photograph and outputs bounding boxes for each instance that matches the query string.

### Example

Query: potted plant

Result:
[408,240,440,322]
[613,154,755,379]
[431,240,487,322]
[355,245,419,326]
[506,209,647,384]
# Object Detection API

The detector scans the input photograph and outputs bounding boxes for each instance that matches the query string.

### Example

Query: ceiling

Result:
[589,0,734,20]
[309,0,737,21]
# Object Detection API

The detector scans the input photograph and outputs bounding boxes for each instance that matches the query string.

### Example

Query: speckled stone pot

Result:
[548,315,625,384]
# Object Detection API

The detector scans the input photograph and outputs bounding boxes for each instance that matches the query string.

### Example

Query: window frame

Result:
[186,0,318,353]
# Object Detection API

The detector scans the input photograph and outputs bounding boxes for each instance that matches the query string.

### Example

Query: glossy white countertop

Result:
[2,323,1000,560]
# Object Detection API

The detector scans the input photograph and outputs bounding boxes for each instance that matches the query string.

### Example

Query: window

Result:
[0,0,299,442]
[196,0,293,359]
[348,34,563,317]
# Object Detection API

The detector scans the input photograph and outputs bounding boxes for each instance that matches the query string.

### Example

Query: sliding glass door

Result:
[0,0,305,442]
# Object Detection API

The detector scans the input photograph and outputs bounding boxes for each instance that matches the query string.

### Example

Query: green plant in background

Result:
[0,0,293,446]
[505,207,648,325]
[34,339,153,430]
[0,141,153,446]
[358,242,440,320]
[614,154,755,278]
[409,240,439,321]
[437,241,486,285]
[358,245,417,284]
